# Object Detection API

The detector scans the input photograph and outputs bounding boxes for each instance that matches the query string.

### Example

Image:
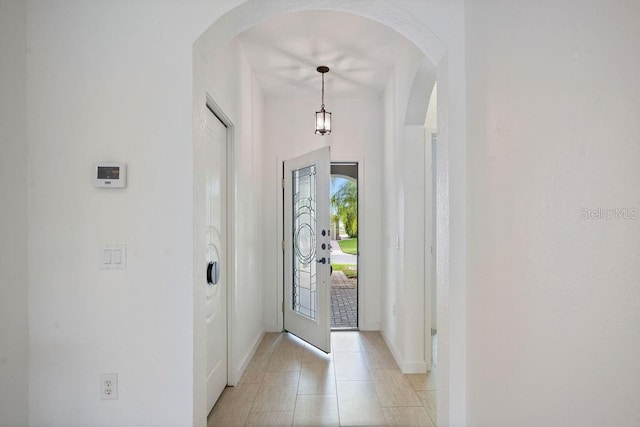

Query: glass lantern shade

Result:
[315,108,332,136]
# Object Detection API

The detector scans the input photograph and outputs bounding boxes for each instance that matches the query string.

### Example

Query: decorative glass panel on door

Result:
[292,165,318,320]
[283,146,330,353]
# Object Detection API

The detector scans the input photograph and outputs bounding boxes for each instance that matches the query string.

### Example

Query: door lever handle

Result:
[207,261,219,285]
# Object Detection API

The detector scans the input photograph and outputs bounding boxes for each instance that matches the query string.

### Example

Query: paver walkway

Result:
[331,271,357,328]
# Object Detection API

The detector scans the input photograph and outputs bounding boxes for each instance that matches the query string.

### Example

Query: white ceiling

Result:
[235,11,414,98]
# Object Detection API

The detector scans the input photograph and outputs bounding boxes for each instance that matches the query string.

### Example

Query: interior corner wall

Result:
[260,95,384,332]
[466,0,640,425]
[0,1,28,425]
[425,85,438,334]
[25,1,244,425]
[380,43,427,372]
[402,125,428,373]
[251,72,266,342]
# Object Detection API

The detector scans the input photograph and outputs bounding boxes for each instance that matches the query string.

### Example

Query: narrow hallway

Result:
[208,331,436,426]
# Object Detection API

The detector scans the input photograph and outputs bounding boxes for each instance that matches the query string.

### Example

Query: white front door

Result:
[284,147,331,353]
[204,108,227,412]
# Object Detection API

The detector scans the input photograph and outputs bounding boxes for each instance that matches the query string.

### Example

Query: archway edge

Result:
[195,0,447,66]
[193,1,460,426]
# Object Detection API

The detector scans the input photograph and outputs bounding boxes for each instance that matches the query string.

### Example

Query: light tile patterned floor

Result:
[208,331,436,427]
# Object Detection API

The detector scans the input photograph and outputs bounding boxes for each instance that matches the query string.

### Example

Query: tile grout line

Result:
[362,333,391,426]
[332,336,343,427]
[245,343,274,420]
[291,353,302,427]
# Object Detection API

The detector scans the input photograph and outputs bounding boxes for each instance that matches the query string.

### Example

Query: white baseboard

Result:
[379,329,402,369]
[380,329,428,374]
[230,329,264,386]
[401,360,428,374]
[359,322,380,331]
[264,322,281,333]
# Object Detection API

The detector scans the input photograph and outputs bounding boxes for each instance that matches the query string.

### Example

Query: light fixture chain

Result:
[321,71,325,109]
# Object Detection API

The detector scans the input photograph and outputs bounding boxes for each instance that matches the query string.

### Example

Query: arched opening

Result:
[193,1,463,425]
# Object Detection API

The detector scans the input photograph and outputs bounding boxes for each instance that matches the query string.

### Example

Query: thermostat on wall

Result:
[94,162,127,188]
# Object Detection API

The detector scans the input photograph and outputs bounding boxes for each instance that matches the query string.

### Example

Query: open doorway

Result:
[330,163,358,330]
[195,1,460,422]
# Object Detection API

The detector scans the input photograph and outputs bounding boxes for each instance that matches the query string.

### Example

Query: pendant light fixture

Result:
[315,66,332,136]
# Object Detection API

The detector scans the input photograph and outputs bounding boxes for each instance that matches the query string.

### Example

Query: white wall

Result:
[425,85,438,334]
[260,95,383,332]
[0,1,28,426]
[405,62,438,372]
[26,1,245,425]
[466,0,640,425]
[380,43,434,373]
[402,124,428,372]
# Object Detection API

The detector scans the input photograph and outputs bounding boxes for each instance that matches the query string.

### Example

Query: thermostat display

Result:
[94,162,126,188]
[97,166,120,180]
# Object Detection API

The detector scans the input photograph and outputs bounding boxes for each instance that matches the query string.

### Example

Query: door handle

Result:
[317,257,326,264]
[207,261,219,285]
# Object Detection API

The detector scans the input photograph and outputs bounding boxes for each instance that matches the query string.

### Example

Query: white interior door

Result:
[204,109,227,412]
[284,146,331,353]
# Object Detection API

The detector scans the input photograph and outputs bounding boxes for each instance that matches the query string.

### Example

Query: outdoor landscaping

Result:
[331,178,357,240]
[337,238,358,255]
[332,263,357,279]
[330,174,358,328]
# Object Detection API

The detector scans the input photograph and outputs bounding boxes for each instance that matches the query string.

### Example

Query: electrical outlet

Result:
[101,373,118,400]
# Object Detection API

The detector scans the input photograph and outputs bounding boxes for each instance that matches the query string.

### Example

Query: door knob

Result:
[317,257,326,264]
[207,261,219,285]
